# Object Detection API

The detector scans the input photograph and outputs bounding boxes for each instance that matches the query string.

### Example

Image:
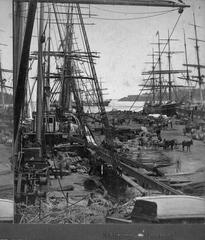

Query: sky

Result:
[0,0,12,90]
[0,0,205,99]
[85,0,205,99]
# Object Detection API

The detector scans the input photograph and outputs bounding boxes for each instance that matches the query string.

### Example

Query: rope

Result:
[92,6,177,15]
[91,9,178,21]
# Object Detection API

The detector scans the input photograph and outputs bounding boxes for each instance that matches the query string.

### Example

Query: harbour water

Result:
[84,100,145,113]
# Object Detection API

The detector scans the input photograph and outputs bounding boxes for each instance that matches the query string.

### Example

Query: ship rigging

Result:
[13,0,189,207]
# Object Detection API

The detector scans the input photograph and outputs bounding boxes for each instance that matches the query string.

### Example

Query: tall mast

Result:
[44,4,51,112]
[64,4,73,111]
[142,35,186,105]
[167,30,172,101]
[157,31,162,104]
[183,30,189,81]
[76,4,111,140]
[36,3,44,146]
[53,4,73,110]
[183,29,191,101]
[193,13,203,104]
[77,3,119,170]
[25,63,29,117]
[152,48,155,103]
[139,50,157,104]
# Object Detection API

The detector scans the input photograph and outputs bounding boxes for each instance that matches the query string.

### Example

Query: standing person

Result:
[137,147,142,160]
[153,161,163,176]
[88,149,96,175]
[170,118,173,128]
[176,156,181,173]
[58,155,63,179]
[156,126,162,141]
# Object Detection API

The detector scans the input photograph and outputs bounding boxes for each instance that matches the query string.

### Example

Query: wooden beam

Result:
[142,70,191,75]
[121,173,147,195]
[120,162,183,195]
[14,0,190,8]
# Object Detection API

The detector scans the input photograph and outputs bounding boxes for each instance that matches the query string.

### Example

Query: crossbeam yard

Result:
[14,0,189,8]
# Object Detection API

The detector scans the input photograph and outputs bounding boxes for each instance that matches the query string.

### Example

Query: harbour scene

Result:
[0,0,205,224]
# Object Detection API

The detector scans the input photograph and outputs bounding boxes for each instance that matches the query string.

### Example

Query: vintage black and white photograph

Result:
[12,0,205,225]
[0,0,13,223]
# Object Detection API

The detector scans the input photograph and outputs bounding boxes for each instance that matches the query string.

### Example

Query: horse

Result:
[163,139,176,150]
[182,139,193,152]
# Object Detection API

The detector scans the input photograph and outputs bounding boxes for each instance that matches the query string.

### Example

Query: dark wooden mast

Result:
[36,2,44,146]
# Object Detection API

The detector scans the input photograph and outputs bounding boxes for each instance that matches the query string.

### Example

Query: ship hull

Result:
[83,99,111,107]
[143,102,180,116]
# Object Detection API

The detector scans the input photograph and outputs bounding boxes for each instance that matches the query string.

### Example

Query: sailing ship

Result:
[176,13,205,120]
[140,30,191,116]
[14,2,118,202]
[14,0,205,226]
[83,99,111,106]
